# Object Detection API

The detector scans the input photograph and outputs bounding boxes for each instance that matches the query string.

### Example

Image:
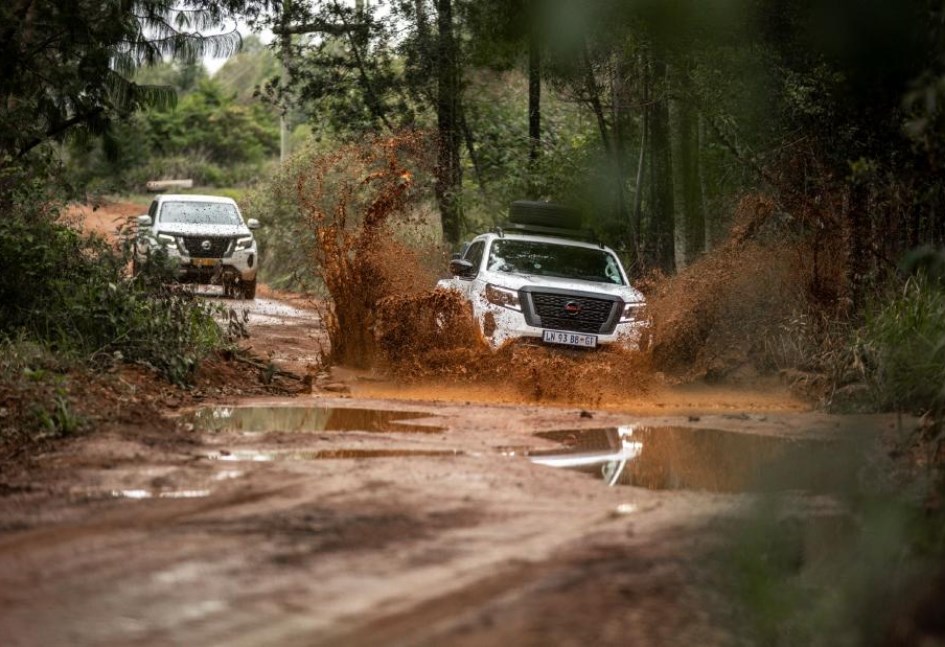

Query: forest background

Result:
[0,0,942,412]
[1,2,945,642]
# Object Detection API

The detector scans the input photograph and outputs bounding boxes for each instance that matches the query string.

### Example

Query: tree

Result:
[646,55,675,273]
[0,0,246,173]
[670,59,705,268]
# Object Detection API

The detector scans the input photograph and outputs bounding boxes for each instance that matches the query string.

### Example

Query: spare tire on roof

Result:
[509,200,582,230]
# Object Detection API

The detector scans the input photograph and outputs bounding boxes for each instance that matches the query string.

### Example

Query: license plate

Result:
[191,258,218,268]
[542,330,598,348]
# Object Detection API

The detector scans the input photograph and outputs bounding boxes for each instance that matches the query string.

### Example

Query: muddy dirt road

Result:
[0,291,908,646]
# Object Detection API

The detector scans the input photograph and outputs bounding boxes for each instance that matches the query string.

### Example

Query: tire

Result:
[509,200,582,230]
[242,279,257,300]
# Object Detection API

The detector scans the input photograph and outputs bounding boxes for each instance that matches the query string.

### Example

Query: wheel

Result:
[242,279,257,300]
[509,200,582,230]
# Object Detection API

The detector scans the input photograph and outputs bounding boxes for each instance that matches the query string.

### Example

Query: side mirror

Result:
[246,218,261,230]
[449,258,474,277]
[137,215,152,227]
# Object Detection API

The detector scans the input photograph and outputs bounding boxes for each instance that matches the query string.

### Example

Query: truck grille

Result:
[527,291,619,334]
[180,236,233,258]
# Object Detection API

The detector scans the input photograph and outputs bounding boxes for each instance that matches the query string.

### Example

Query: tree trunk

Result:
[582,40,611,154]
[582,40,629,228]
[460,105,487,195]
[647,57,675,274]
[670,61,705,268]
[435,0,462,244]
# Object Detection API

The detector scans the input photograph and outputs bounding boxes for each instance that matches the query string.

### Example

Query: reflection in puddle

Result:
[185,406,441,434]
[528,427,857,493]
[207,449,461,462]
[111,489,211,499]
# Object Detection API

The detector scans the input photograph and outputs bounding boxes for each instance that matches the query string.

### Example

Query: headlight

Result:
[235,235,255,251]
[620,301,644,323]
[155,233,178,250]
[485,284,521,311]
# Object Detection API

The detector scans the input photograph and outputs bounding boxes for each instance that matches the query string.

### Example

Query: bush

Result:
[0,196,225,385]
[0,340,86,450]
[860,275,945,413]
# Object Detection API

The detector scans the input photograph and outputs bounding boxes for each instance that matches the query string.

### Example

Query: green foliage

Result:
[0,340,88,448]
[730,495,924,647]
[65,74,279,194]
[214,35,281,105]
[0,0,242,167]
[460,71,599,233]
[145,80,278,166]
[289,3,417,135]
[0,189,225,386]
[242,140,327,291]
[859,275,945,413]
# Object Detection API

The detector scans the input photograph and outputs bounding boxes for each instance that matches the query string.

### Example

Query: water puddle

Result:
[207,449,461,461]
[110,489,211,499]
[526,426,858,493]
[184,406,442,434]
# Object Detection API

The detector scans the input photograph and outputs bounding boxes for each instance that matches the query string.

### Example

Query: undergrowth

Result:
[859,275,945,414]
[0,182,237,456]
[0,211,225,385]
[727,266,945,646]
[0,340,87,453]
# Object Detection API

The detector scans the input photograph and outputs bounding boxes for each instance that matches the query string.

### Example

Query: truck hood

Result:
[481,270,645,303]
[155,223,251,238]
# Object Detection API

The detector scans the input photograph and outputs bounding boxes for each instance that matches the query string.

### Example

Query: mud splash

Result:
[528,426,859,493]
[646,194,850,383]
[299,143,833,404]
[296,132,438,369]
[374,288,654,405]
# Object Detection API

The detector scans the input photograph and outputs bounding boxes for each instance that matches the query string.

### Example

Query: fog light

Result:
[247,253,254,268]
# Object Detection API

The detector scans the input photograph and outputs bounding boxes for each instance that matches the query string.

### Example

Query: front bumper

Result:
[176,250,258,284]
[475,303,646,349]
[136,245,258,283]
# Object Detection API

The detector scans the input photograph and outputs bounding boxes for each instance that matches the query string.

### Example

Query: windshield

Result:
[159,202,242,226]
[487,239,625,285]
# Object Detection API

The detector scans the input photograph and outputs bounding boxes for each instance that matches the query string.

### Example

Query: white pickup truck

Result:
[134,194,260,299]
[438,202,646,350]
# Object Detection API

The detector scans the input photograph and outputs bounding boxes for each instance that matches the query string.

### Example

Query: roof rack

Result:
[494,222,603,247]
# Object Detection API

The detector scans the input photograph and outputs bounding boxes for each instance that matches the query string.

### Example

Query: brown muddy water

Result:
[183,406,443,434]
[186,405,861,496]
[207,448,461,461]
[526,426,861,493]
